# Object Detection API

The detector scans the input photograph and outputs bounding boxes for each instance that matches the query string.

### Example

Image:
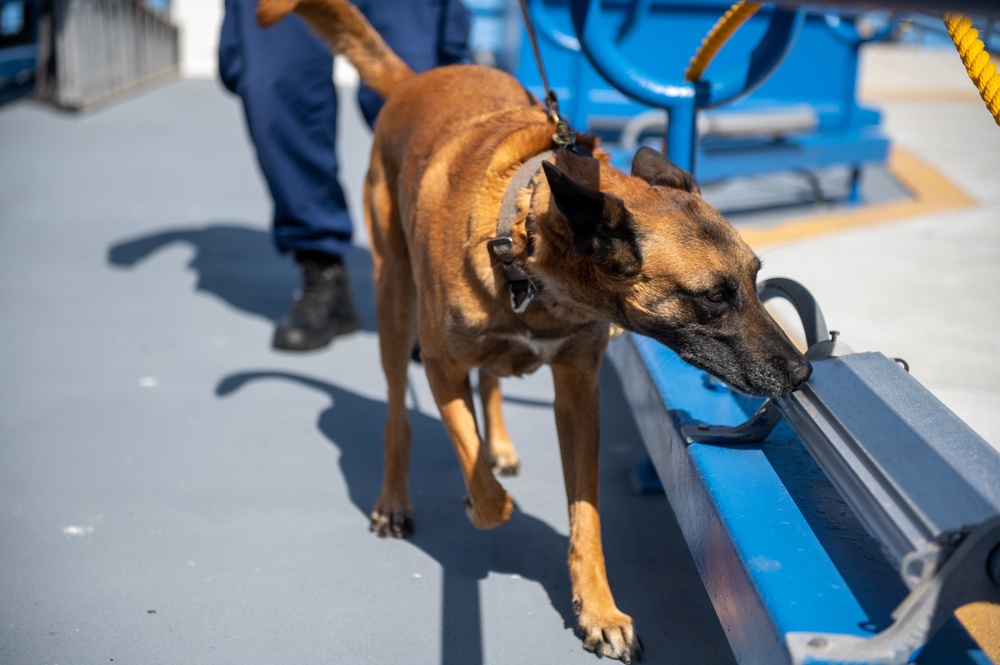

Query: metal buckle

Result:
[510,280,537,314]
[488,236,537,314]
[487,237,515,263]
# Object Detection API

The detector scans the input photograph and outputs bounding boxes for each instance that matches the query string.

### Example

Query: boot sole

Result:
[271,319,360,352]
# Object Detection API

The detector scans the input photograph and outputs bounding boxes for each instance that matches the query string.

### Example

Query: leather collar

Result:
[487,150,554,313]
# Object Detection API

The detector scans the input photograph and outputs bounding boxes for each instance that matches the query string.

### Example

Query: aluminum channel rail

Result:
[608,277,997,664]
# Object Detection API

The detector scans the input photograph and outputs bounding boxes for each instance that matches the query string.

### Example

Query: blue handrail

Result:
[528,0,581,51]
[525,0,805,171]
[566,0,697,108]
[564,0,804,109]
[699,6,804,108]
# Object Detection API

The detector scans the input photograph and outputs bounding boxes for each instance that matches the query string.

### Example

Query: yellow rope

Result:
[684,8,999,124]
[685,1,764,82]
[944,13,1000,127]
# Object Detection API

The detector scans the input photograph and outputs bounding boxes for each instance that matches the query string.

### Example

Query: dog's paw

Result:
[489,452,520,477]
[577,606,642,664]
[369,508,414,539]
[462,491,514,530]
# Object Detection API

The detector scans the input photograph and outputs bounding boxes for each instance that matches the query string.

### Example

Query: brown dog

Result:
[256,1,811,660]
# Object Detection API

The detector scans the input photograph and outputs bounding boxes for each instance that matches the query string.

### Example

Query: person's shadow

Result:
[106,223,376,331]
[215,366,737,665]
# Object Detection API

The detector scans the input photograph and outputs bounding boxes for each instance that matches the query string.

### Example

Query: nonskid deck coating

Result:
[0,79,734,665]
[2,61,998,663]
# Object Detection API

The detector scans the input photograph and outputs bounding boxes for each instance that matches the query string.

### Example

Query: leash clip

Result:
[544,91,577,147]
[552,121,576,147]
[488,236,537,314]
[508,278,537,314]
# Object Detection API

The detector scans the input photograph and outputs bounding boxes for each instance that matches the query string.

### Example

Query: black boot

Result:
[272,251,360,351]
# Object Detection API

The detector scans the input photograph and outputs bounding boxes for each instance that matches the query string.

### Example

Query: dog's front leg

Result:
[478,369,520,476]
[425,360,514,529]
[552,362,641,664]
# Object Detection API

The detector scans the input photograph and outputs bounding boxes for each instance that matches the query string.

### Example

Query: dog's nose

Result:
[788,357,812,388]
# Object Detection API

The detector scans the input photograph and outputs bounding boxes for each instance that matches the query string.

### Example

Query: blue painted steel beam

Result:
[607,332,991,665]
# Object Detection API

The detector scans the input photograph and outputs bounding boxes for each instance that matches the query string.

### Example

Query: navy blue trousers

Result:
[219,0,470,257]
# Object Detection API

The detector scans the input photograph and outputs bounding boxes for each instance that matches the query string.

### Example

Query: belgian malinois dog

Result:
[256,1,811,660]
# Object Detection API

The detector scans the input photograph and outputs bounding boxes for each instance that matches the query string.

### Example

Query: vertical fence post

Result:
[43,0,178,110]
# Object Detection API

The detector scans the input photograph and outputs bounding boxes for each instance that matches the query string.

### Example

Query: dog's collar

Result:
[489,145,595,314]
[487,149,554,314]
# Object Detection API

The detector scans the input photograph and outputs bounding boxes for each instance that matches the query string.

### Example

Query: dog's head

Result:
[530,146,810,397]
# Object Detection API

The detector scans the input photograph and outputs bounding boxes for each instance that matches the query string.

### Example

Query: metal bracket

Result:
[786,517,1000,665]
[757,276,829,349]
[682,400,783,445]
[687,277,1000,663]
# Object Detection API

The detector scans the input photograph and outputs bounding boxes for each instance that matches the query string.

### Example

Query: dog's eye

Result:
[706,291,725,304]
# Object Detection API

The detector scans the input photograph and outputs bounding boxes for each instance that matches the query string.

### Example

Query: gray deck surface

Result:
[0,79,736,664]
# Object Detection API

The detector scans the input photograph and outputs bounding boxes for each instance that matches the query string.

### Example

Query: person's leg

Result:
[240,61,353,258]
[220,0,358,350]
[354,0,471,126]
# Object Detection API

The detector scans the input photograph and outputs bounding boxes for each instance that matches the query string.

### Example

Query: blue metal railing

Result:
[559,0,805,170]
[511,0,892,203]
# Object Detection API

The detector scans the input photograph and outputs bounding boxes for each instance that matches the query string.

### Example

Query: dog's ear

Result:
[542,162,642,278]
[631,146,700,194]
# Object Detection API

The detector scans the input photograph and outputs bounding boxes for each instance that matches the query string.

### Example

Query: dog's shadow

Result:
[215,368,737,664]
[216,370,574,661]
[106,223,376,331]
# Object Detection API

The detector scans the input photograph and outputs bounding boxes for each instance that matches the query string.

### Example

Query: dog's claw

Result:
[369,511,414,538]
[578,611,641,664]
[489,454,520,477]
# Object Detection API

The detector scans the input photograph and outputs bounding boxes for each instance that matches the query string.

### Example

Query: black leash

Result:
[516,0,576,146]
[488,1,598,314]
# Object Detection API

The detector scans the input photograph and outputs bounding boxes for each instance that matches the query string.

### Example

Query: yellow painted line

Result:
[738,146,976,249]
[860,87,984,103]
[956,602,1000,664]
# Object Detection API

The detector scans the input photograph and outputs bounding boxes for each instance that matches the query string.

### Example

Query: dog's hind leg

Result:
[365,163,418,539]
[552,361,642,664]
[478,369,520,476]
[425,360,514,530]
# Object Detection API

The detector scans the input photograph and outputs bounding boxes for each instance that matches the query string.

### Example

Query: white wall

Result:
[171,0,223,79]
[168,1,359,85]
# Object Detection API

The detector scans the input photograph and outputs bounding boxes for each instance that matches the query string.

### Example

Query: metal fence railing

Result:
[39,0,178,110]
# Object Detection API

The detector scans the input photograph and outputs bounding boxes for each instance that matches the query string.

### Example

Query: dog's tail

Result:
[256,0,414,99]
